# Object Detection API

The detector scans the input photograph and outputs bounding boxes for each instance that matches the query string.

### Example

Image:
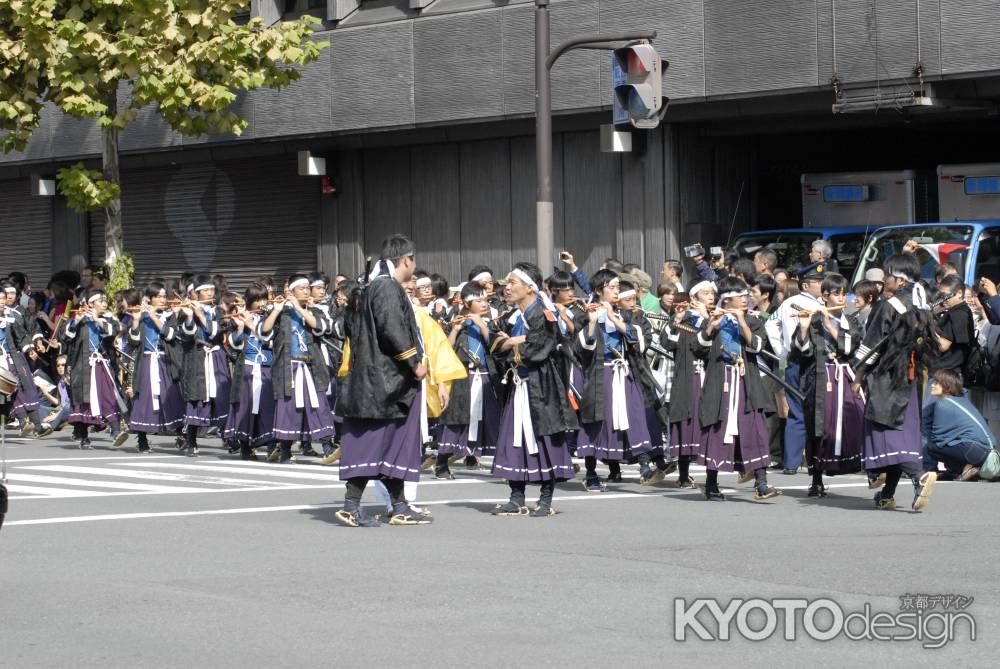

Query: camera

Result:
[683,244,705,258]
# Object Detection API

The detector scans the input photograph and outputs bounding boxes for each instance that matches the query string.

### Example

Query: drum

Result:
[0,367,19,397]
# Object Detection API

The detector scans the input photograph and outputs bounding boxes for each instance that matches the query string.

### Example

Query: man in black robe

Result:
[334,234,429,528]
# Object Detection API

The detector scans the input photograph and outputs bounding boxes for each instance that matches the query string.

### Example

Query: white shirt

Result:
[765,292,822,358]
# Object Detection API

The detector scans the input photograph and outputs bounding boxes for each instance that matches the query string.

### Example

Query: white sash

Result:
[511,375,538,455]
[245,360,264,415]
[609,359,631,431]
[468,370,485,442]
[203,346,220,401]
[291,360,320,409]
[144,351,162,411]
[723,365,740,445]
[88,352,110,418]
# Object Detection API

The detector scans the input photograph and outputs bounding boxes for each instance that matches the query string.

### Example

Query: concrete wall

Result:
[4,0,999,166]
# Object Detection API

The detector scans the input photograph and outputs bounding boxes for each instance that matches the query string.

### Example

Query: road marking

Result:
[113,462,348,480]
[21,465,298,488]
[4,484,109,498]
[2,482,895,526]
[6,473,205,493]
[2,455,186,463]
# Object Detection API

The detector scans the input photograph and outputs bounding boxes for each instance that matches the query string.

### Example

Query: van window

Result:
[855,225,974,284]
[733,233,820,270]
[831,235,865,281]
[974,230,1000,284]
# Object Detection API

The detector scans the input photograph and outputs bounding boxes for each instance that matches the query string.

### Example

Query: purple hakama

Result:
[862,385,922,470]
[436,371,502,457]
[491,381,575,482]
[69,357,121,427]
[224,363,276,446]
[701,364,770,473]
[576,365,653,461]
[128,353,184,433]
[339,388,424,482]
[183,348,231,427]
[669,366,705,459]
[812,362,865,475]
[272,361,336,442]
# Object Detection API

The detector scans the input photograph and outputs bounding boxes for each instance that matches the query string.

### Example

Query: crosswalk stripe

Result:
[4,484,108,498]
[7,473,205,493]
[22,465,297,488]
[114,462,346,481]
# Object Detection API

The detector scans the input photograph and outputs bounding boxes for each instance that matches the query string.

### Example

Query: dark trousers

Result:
[782,364,806,470]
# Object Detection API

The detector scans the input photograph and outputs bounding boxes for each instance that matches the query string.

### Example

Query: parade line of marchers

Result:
[5,234,996,528]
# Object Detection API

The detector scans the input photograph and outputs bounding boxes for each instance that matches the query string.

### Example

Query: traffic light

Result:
[611,42,665,129]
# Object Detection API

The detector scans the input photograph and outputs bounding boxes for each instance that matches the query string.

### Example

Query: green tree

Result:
[0,0,327,283]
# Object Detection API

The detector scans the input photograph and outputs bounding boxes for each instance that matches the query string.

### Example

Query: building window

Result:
[284,0,328,18]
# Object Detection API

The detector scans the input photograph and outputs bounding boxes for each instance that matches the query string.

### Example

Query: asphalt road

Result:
[1,429,997,667]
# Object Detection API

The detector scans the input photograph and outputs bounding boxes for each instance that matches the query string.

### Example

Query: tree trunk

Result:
[102,88,123,267]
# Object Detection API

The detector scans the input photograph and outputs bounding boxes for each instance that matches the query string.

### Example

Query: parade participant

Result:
[260,274,335,464]
[335,234,429,527]
[297,271,336,459]
[1,280,46,437]
[617,282,675,485]
[467,265,503,315]
[573,269,654,491]
[126,282,185,453]
[61,289,125,449]
[178,274,231,456]
[490,262,578,516]
[663,280,716,489]
[792,273,865,497]
[433,282,501,479]
[852,253,936,511]
[766,266,825,474]
[224,283,276,461]
[698,276,781,501]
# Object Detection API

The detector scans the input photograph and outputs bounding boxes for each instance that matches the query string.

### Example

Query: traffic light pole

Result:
[534,0,656,268]
[535,1,553,274]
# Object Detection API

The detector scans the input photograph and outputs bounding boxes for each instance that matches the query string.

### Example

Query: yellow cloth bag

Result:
[336,308,467,418]
[415,307,467,418]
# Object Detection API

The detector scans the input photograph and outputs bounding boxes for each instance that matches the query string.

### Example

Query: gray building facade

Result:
[3,0,1000,286]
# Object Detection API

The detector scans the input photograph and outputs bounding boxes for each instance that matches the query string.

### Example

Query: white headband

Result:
[618,289,636,299]
[607,277,620,287]
[449,282,466,294]
[310,280,326,288]
[288,278,309,290]
[87,292,105,303]
[472,272,492,284]
[509,269,538,293]
[463,290,488,303]
[689,281,717,298]
[186,283,194,294]
[890,269,911,280]
[415,277,432,288]
[720,289,749,301]
[194,283,214,293]
[3,287,15,294]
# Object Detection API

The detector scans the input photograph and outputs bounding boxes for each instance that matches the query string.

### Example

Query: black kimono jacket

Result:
[697,313,775,428]
[571,308,661,424]
[851,291,928,429]
[338,277,422,420]
[493,300,579,437]
[177,305,226,404]
[792,311,861,439]
[1,306,35,394]
[662,312,710,425]
[438,318,501,426]
[261,305,332,401]
[61,313,121,405]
